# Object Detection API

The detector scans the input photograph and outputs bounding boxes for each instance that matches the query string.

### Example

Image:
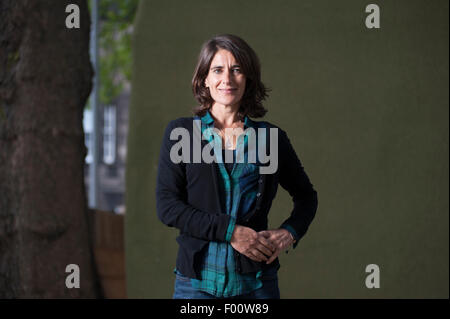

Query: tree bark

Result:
[0,0,101,298]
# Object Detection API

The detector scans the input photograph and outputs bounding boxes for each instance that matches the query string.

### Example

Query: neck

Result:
[210,103,241,127]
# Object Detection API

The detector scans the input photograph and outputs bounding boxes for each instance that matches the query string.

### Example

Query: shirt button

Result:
[258,178,263,184]
[256,192,261,197]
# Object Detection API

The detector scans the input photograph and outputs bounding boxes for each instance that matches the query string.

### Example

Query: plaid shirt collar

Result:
[201,109,255,129]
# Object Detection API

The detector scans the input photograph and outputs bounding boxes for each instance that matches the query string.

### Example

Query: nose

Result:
[222,69,233,84]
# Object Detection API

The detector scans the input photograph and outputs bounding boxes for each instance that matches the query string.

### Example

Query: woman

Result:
[156,34,318,299]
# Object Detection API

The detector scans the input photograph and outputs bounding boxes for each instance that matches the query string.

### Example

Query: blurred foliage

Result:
[92,0,139,105]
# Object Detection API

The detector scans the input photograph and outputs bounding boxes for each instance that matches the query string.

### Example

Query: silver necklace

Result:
[216,122,242,150]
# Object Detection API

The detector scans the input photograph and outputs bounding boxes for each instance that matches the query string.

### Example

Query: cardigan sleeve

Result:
[155,119,235,242]
[278,128,318,249]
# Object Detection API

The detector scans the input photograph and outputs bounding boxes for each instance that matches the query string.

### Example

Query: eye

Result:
[213,69,222,74]
[232,68,241,73]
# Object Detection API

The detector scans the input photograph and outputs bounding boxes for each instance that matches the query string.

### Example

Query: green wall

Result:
[125,0,448,298]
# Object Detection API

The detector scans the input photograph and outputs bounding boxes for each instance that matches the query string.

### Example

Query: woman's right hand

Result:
[230,225,276,262]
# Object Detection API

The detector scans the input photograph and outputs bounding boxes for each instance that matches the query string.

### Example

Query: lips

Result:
[220,88,237,94]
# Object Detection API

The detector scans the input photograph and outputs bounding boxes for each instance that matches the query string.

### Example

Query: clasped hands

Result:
[230,225,295,264]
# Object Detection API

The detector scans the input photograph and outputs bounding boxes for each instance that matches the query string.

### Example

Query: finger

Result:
[248,252,264,262]
[256,239,275,256]
[282,236,293,250]
[258,230,271,238]
[257,232,277,252]
[266,250,280,264]
[255,245,273,259]
[258,236,276,252]
[251,249,268,262]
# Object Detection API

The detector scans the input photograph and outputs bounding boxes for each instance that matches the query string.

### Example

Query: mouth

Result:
[219,88,237,94]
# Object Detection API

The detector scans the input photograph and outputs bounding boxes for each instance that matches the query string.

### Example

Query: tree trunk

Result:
[0,0,101,298]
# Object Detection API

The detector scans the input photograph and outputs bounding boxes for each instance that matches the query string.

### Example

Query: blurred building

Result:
[83,90,129,215]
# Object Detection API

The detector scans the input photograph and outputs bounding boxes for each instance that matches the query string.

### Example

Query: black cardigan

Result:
[156,116,318,279]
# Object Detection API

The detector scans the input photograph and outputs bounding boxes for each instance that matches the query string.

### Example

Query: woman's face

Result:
[204,49,246,110]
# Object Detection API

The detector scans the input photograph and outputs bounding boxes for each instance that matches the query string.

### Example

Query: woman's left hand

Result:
[258,229,295,264]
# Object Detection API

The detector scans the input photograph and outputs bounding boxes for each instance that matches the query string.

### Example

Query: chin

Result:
[219,99,239,107]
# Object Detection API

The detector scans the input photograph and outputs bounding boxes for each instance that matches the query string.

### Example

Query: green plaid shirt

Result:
[190,110,265,297]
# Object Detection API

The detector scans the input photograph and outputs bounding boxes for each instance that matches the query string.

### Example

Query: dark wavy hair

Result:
[192,34,269,119]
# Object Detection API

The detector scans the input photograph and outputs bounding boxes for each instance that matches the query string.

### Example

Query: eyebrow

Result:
[210,64,241,70]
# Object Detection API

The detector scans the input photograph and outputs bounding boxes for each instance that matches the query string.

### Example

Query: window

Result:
[83,108,93,164]
[103,105,116,165]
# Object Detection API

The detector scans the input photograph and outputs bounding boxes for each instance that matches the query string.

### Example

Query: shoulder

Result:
[166,117,195,129]
[162,116,200,136]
